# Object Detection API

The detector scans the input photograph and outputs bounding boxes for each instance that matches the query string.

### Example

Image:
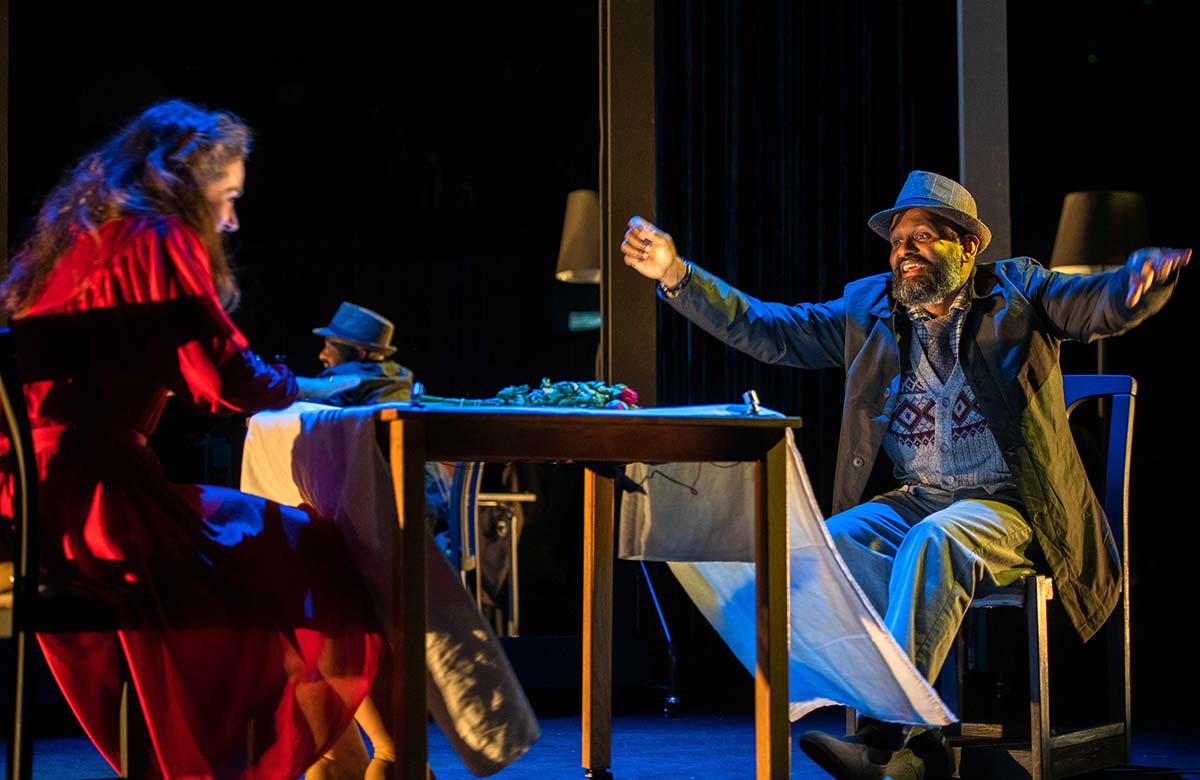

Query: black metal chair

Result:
[0,325,149,780]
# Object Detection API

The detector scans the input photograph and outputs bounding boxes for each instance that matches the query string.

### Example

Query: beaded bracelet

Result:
[659,261,694,299]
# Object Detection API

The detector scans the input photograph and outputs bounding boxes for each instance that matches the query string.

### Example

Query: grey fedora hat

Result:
[313,302,397,356]
[868,170,992,254]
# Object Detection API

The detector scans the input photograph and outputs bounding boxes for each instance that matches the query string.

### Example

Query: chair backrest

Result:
[1062,373,1136,554]
[447,461,485,579]
[0,326,40,630]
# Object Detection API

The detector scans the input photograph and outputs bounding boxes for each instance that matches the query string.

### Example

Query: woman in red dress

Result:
[1,99,387,779]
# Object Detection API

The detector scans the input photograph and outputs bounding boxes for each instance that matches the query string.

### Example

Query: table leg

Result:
[387,419,431,780]
[582,467,614,779]
[756,438,790,780]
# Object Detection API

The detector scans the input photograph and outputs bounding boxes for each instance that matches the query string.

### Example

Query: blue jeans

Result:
[826,485,1037,684]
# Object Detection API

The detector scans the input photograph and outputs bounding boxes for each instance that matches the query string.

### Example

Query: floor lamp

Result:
[1049,190,1149,375]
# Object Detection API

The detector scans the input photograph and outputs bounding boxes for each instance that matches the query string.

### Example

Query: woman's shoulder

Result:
[96,214,204,254]
[100,215,210,275]
[21,216,212,315]
[79,215,216,303]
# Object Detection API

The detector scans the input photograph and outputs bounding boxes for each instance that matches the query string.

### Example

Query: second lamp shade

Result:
[1050,191,1149,274]
[555,189,601,284]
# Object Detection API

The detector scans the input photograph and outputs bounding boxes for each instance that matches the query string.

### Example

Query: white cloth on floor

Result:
[240,401,539,776]
[620,429,956,726]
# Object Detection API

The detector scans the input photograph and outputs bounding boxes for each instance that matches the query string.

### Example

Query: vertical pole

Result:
[1,0,10,319]
[957,0,1011,263]
[600,0,657,405]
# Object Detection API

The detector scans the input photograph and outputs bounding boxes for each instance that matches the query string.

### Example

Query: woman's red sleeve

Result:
[140,220,298,415]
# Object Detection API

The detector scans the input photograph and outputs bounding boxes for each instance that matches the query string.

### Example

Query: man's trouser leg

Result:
[825,487,1036,683]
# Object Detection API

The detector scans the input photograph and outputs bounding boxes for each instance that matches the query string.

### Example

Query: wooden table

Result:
[376,405,801,780]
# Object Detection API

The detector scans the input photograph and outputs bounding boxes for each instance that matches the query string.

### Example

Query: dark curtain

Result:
[653,0,959,512]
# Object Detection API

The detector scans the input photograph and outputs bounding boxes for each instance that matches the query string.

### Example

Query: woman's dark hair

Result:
[1,98,252,315]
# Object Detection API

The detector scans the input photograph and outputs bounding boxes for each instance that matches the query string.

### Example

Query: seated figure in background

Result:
[297,301,415,405]
[293,300,453,552]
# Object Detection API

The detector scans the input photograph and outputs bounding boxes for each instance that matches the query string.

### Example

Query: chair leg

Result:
[507,511,521,637]
[1028,576,1053,780]
[119,676,152,779]
[8,629,37,780]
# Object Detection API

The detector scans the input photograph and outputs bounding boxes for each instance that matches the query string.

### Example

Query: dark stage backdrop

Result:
[1007,0,1199,732]
[7,0,1198,731]
[6,2,603,395]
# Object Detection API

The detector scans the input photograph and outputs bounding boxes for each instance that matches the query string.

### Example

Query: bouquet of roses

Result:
[418,378,638,410]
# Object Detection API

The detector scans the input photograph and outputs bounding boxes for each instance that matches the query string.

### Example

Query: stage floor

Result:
[5,707,1198,779]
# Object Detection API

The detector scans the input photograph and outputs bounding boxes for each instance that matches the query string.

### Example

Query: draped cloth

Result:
[241,402,540,776]
[620,428,955,726]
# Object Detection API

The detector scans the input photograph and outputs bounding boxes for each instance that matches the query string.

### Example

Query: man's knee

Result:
[903,514,955,548]
[827,501,908,556]
[906,499,1028,550]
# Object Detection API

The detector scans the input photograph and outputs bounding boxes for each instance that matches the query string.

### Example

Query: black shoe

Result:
[797,731,922,780]
[906,728,955,780]
[857,715,908,752]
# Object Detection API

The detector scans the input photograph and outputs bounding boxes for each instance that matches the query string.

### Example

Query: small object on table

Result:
[742,389,761,416]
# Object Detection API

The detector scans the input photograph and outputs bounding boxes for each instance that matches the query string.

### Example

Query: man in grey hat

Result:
[296,301,416,406]
[295,299,456,605]
[620,170,1190,780]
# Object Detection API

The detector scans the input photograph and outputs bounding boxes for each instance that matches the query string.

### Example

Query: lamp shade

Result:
[1050,191,1149,274]
[555,189,601,284]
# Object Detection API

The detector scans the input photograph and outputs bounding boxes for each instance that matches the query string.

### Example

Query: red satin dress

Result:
[5,216,382,779]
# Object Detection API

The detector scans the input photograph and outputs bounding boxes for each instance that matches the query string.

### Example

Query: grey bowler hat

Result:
[313,302,397,356]
[868,171,992,254]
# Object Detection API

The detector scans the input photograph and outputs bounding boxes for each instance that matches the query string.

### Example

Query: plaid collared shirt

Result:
[904,282,972,363]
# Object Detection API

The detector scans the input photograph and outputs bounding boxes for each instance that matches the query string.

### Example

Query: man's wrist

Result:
[659,260,694,299]
[659,259,689,288]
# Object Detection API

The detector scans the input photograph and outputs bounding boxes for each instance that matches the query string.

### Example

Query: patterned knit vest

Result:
[882,329,1012,490]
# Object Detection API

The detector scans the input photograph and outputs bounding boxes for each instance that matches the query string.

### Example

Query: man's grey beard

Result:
[892,250,964,308]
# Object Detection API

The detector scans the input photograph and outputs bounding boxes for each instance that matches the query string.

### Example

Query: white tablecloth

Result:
[240,402,539,777]
[242,397,953,763]
[620,429,955,726]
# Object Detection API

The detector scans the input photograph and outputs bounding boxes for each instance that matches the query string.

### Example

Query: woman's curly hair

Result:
[1,98,252,315]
